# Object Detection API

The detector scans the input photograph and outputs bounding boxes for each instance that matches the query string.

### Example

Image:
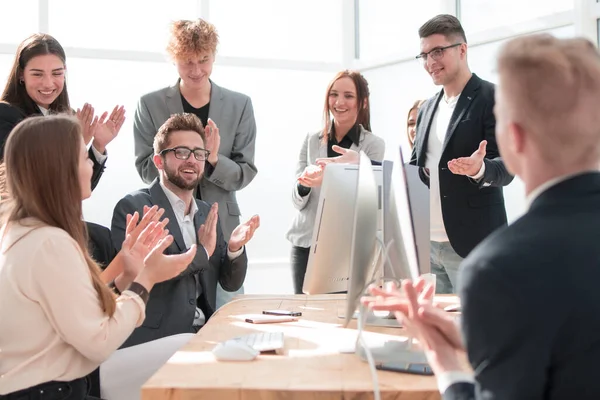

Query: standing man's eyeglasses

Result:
[159,146,211,161]
[415,43,463,64]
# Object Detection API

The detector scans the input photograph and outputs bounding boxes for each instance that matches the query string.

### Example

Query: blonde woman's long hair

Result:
[2,115,116,316]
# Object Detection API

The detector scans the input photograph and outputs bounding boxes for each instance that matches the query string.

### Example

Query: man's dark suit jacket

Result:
[111,179,248,348]
[445,172,600,400]
[410,74,513,258]
[0,102,105,190]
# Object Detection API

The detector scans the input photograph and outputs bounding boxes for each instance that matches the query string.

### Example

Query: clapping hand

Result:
[93,105,126,154]
[204,118,220,166]
[120,221,167,281]
[198,203,218,257]
[297,165,324,188]
[315,145,359,167]
[76,103,98,146]
[141,236,197,285]
[118,204,198,289]
[362,279,470,375]
[120,206,169,280]
[228,215,260,252]
[361,278,434,324]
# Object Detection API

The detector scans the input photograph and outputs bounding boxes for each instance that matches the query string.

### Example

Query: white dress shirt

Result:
[91,145,108,164]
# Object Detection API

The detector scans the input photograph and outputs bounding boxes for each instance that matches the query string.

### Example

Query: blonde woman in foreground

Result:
[0,115,196,399]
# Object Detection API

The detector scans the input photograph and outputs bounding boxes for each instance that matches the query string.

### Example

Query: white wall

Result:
[459,0,573,34]
[358,0,452,61]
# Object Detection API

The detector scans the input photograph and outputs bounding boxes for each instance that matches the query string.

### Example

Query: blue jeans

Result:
[430,241,463,294]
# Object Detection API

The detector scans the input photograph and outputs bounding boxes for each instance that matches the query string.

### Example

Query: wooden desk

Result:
[141,294,444,400]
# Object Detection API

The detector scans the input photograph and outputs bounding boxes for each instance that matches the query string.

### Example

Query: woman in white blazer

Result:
[286,70,385,294]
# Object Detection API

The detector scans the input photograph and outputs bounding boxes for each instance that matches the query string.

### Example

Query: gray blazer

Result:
[133,80,258,239]
[286,126,385,248]
[111,179,248,348]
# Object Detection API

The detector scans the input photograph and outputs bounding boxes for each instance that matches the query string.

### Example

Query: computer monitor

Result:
[404,163,431,275]
[349,149,429,366]
[302,163,382,295]
[380,151,421,281]
[344,152,380,326]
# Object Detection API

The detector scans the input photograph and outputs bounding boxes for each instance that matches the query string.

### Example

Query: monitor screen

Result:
[381,150,421,281]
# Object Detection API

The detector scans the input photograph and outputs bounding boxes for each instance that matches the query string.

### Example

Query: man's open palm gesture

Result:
[448,140,487,176]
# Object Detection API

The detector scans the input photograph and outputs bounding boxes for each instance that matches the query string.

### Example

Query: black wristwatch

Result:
[126,282,150,304]
[297,183,311,197]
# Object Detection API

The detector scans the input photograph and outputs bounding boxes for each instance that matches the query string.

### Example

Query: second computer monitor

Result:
[302,162,382,295]
[381,151,421,281]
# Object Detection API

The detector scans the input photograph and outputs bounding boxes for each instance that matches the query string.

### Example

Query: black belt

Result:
[0,377,90,400]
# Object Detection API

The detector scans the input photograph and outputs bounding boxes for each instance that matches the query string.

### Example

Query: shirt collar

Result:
[441,92,460,107]
[525,171,592,210]
[159,180,198,219]
[330,123,361,146]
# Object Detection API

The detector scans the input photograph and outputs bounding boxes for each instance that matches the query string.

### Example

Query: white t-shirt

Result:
[425,95,460,243]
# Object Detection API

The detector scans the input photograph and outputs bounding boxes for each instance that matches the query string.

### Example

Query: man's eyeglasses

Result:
[159,146,211,161]
[415,43,463,64]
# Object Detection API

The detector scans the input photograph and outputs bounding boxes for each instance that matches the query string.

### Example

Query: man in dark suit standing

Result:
[365,34,600,400]
[112,113,260,348]
[410,15,513,293]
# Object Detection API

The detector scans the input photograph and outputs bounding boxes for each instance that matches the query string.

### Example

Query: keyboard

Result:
[229,331,285,353]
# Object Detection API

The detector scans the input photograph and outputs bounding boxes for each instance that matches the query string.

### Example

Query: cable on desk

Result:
[357,300,381,400]
[355,236,393,400]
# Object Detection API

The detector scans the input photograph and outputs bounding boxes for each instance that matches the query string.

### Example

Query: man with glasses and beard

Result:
[112,113,260,347]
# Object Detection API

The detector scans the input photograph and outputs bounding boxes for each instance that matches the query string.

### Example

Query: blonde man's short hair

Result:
[497,34,600,164]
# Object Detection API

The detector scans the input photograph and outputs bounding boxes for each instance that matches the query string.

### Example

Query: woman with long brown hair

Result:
[285,70,385,294]
[0,33,125,190]
[0,115,196,399]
